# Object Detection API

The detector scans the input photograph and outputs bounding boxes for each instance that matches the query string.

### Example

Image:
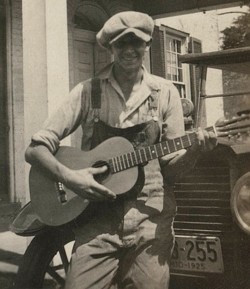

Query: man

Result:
[25,11,217,289]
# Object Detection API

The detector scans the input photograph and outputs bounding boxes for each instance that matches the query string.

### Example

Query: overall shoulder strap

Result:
[91,78,101,121]
[148,90,159,120]
[91,78,101,109]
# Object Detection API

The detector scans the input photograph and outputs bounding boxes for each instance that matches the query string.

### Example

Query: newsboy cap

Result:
[96,11,154,49]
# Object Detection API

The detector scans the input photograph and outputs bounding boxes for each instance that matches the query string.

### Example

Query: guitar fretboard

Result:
[108,126,215,173]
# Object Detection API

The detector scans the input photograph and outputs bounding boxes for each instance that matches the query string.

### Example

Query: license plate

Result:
[170,235,224,273]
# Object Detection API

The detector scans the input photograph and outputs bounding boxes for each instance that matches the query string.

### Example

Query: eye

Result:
[113,38,145,48]
[133,39,144,46]
[113,41,126,48]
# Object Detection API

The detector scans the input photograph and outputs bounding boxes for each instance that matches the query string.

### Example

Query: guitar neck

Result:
[109,126,216,173]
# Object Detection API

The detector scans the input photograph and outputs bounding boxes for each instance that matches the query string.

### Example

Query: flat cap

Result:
[96,11,154,49]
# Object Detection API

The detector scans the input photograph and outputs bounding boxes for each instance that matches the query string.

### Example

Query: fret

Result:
[174,137,183,151]
[153,145,159,157]
[134,150,139,164]
[147,146,153,160]
[165,141,171,154]
[108,158,115,173]
[123,154,127,169]
[116,157,120,171]
[150,145,157,158]
[162,141,169,155]
[180,136,184,148]
[172,139,177,151]
[168,139,175,153]
[187,133,192,146]
[128,152,133,167]
[159,143,164,156]
[154,143,163,158]
[113,157,118,172]
[114,157,118,172]
[140,148,147,163]
[144,146,152,161]
[138,149,143,164]
[133,151,139,165]
[118,156,122,171]
[116,156,121,172]
[120,155,125,170]
[131,151,137,166]
[124,154,129,168]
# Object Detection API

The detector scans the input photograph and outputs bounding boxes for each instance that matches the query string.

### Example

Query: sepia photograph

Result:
[0,1,250,289]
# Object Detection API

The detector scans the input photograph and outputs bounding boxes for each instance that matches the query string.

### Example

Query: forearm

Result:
[25,143,71,184]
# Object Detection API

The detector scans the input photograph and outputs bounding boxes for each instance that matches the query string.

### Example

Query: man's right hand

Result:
[64,166,116,201]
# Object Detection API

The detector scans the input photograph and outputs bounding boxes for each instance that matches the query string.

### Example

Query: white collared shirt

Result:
[32,63,185,153]
[32,63,186,242]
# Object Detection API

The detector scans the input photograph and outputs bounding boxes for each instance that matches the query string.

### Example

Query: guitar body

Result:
[30,137,140,226]
[29,113,250,226]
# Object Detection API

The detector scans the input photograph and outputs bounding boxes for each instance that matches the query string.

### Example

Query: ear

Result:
[145,39,152,52]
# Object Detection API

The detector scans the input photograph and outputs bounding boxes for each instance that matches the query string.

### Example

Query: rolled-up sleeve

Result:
[31,82,85,153]
[160,82,185,140]
[159,82,186,162]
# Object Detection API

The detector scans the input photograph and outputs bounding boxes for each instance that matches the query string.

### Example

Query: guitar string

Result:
[108,127,216,173]
[109,135,195,173]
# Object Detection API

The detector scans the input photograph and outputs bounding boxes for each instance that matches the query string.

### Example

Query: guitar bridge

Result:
[56,182,67,203]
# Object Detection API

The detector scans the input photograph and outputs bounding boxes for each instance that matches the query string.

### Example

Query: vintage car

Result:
[170,47,250,289]
[11,47,250,289]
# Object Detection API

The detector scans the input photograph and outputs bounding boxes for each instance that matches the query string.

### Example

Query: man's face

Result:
[111,33,148,72]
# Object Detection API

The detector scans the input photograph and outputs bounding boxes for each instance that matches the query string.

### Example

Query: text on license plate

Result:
[170,235,224,273]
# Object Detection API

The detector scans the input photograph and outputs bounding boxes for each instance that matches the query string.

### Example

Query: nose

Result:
[123,43,136,54]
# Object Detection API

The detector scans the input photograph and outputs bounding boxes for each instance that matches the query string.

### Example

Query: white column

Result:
[23,0,70,201]
[45,0,70,116]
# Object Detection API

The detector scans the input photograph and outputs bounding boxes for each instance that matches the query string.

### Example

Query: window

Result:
[162,26,189,98]
[151,25,201,101]
[165,36,185,97]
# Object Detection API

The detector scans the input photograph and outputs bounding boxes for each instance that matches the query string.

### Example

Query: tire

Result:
[13,227,75,289]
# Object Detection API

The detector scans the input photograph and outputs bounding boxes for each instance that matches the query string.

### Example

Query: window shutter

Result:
[188,37,202,107]
[150,26,165,77]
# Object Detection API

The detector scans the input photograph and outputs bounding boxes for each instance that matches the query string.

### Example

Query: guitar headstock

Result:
[214,112,250,154]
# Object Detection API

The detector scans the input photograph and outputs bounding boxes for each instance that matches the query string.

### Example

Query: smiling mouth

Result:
[123,57,137,62]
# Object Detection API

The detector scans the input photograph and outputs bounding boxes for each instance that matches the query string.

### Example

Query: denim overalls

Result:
[65,78,175,289]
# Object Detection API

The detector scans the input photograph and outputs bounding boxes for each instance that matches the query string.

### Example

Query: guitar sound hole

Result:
[92,161,110,183]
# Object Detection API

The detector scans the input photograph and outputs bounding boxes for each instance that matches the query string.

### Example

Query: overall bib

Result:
[65,79,175,289]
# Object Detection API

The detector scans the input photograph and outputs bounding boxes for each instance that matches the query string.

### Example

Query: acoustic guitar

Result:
[29,114,250,226]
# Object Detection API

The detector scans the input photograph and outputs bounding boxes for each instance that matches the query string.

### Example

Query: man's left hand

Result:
[192,127,218,152]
